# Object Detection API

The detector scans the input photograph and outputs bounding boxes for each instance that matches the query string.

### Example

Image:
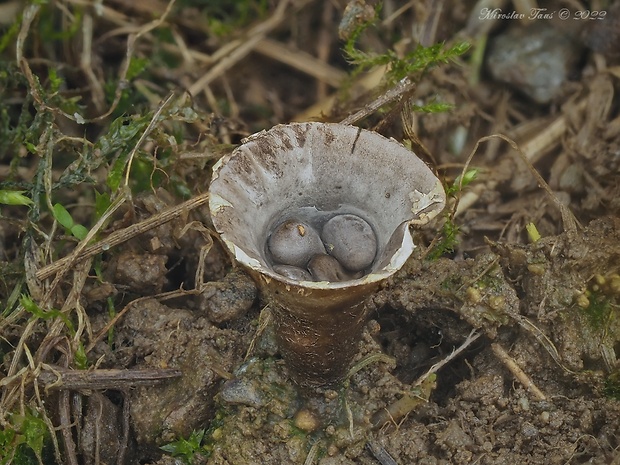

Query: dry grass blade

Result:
[40,194,126,301]
[366,438,399,465]
[254,38,347,87]
[17,0,177,123]
[453,133,582,237]
[35,192,210,281]
[454,98,587,220]
[187,0,314,97]
[512,314,577,375]
[294,65,386,121]
[58,390,78,465]
[303,442,320,465]
[123,91,177,188]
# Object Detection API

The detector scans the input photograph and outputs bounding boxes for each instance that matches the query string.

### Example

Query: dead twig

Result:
[294,65,387,121]
[412,329,481,388]
[339,77,416,126]
[453,98,587,224]
[371,330,481,430]
[118,391,131,465]
[511,314,577,375]
[254,38,346,88]
[58,390,79,465]
[35,192,210,281]
[39,366,182,391]
[491,343,547,401]
[303,442,320,465]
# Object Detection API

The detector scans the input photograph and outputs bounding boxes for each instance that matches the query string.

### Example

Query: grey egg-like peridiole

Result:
[321,214,377,272]
[267,219,326,268]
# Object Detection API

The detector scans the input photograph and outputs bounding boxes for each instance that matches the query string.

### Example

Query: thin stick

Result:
[339,77,416,126]
[17,0,177,124]
[511,314,576,375]
[187,0,312,97]
[39,366,182,391]
[35,192,210,281]
[124,91,176,187]
[303,442,320,465]
[366,438,398,465]
[412,329,481,388]
[454,98,586,224]
[491,343,547,401]
[58,391,79,465]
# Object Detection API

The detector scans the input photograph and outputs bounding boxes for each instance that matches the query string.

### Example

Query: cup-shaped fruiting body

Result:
[209,122,445,388]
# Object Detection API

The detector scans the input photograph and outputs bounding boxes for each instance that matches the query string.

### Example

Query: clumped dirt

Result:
[1,0,620,464]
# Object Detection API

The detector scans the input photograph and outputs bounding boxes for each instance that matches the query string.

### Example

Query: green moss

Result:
[603,370,620,400]
[476,270,504,293]
[428,170,478,261]
[440,274,464,292]
[342,5,469,85]
[0,408,50,465]
[581,291,612,330]
[427,220,460,261]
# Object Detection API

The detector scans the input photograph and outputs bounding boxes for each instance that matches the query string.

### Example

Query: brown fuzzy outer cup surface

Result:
[209,122,445,388]
[250,267,380,388]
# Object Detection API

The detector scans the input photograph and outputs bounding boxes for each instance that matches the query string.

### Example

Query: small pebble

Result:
[486,23,583,104]
[321,214,377,272]
[268,219,325,268]
[273,264,313,281]
[219,378,266,408]
[293,408,320,432]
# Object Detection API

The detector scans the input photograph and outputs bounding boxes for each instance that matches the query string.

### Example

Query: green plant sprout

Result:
[526,222,541,243]
[20,294,88,369]
[428,169,478,260]
[52,203,89,241]
[20,294,73,331]
[580,290,613,330]
[0,190,33,207]
[160,429,208,464]
[411,100,455,114]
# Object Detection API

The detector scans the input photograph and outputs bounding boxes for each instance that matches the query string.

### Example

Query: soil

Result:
[1,1,620,464]
[115,217,619,465]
